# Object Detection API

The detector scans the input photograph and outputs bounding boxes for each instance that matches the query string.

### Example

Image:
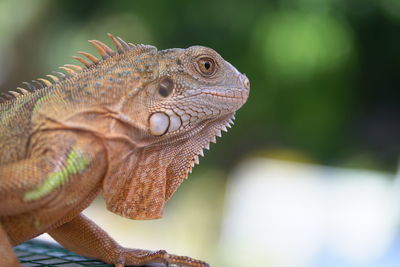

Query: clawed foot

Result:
[113,247,209,267]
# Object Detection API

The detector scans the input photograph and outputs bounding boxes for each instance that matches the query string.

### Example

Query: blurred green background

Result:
[0,0,399,172]
[1,0,400,266]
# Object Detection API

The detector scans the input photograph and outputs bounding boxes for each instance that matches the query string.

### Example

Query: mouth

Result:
[187,87,249,103]
[201,88,248,100]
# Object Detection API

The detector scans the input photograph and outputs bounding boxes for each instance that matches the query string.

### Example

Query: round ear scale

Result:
[149,112,170,136]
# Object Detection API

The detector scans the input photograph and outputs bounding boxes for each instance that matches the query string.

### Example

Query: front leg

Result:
[49,214,209,267]
[0,132,105,217]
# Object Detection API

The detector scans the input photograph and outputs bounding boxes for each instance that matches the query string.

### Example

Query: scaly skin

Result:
[0,34,249,266]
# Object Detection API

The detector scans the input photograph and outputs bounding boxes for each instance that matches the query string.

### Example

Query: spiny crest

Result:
[187,116,235,175]
[0,33,142,104]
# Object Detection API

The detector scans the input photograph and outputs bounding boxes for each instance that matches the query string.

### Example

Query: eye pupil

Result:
[204,62,211,70]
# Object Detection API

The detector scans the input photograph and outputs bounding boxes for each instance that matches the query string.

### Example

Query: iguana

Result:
[0,33,249,267]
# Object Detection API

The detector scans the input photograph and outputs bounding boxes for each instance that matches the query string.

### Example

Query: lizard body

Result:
[0,34,249,266]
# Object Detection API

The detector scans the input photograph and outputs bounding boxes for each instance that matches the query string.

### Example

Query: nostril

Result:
[242,75,250,90]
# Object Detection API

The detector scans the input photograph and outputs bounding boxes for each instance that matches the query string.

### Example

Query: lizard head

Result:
[141,46,250,198]
[147,46,249,137]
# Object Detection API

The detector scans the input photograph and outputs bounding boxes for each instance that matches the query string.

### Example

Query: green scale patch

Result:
[24,149,90,201]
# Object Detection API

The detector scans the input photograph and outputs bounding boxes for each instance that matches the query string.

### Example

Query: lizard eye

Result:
[197,57,216,76]
[158,77,174,97]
